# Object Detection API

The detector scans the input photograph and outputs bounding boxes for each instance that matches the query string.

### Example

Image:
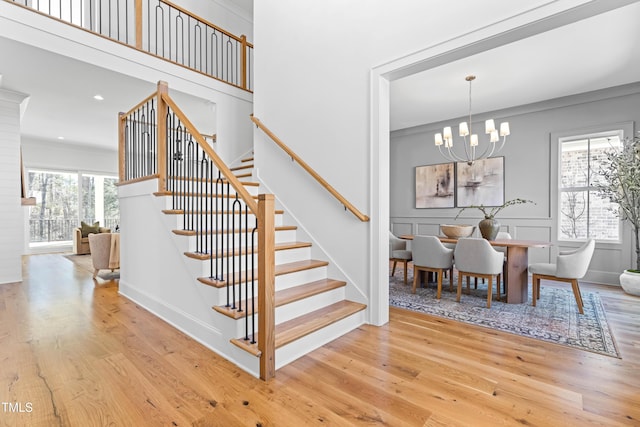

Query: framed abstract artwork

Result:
[455,156,504,207]
[415,162,455,208]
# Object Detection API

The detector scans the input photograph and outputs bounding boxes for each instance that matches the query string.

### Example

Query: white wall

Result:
[22,137,118,175]
[0,88,29,284]
[252,0,604,324]
[390,85,640,284]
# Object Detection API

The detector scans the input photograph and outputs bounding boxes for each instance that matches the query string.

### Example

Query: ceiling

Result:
[1,1,639,151]
[390,1,640,131]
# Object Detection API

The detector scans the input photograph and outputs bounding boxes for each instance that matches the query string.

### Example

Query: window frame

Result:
[26,167,119,249]
[554,123,631,244]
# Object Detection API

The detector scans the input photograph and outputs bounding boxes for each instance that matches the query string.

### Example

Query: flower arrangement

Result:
[455,198,535,220]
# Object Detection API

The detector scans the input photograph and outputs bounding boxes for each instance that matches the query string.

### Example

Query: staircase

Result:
[155,154,367,376]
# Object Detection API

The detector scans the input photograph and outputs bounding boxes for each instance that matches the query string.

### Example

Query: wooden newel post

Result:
[258,193,276,381]
[240,35,248,90]
[118,112,125,182]
[157,81,169,193]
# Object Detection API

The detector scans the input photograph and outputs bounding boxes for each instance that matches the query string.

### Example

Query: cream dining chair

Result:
[411,235,454,298]
[389,231,412,284]
[454,237,504,308]
[529,239,595,314]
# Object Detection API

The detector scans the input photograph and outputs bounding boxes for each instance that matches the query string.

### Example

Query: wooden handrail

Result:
[250,116,370,222]
[163,94,259,215]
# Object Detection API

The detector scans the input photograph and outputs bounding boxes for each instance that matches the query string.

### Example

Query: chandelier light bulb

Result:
[485,119,495,133]
[459,122,469,136]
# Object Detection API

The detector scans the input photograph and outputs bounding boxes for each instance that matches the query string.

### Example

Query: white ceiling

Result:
[1,1,639,151]
[390,1,640,131]
[0,36,217,149]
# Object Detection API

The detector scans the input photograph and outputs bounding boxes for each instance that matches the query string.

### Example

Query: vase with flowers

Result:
[455,198,535,240]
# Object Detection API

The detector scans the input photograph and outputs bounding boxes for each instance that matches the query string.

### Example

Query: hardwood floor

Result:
[1,254,639,426]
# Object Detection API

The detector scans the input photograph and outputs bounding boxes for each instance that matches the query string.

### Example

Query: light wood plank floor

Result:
[1,254,639,426]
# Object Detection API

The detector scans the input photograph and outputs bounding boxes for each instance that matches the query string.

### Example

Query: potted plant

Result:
[455,198,535,240]
[598,132,640,296]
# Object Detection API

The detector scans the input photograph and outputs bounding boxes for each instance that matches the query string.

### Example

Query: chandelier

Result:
[434,75,510,165]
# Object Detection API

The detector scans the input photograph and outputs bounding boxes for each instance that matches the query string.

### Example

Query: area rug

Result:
[389,267,619,358]
[63,254,120,280]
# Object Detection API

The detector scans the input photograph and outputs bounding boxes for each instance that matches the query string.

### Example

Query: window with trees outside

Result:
[559,131,622,241]
[28,170,120,248]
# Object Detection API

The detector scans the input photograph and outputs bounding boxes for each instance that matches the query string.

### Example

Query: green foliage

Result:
[455,198,535,220]
[598,133,640,269]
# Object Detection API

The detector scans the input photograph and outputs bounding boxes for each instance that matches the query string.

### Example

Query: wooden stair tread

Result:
[275,300,366,348]
[213,278,347,319]
[173,225,296,236]
[167,176,259,187]
[197,259,329,288]
[230,164,253,171]
[241,157,254,163]
[163,209,284,215]
[228,300,366,357]
[154,191,259,199]
[234,172,252,179]
[185,241,311,261]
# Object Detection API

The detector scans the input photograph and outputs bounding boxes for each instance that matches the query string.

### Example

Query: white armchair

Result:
[88,233,119,279]
[412,235,454,298]
[389,231,412,284]
[529,239,595,314]
[454,238,504,308]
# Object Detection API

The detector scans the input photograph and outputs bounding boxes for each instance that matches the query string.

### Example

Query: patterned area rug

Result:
[390,267,619,358]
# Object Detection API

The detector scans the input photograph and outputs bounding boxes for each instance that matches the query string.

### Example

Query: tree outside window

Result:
[559,132,622,241]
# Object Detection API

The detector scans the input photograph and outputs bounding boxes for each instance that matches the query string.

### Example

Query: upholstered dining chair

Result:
[454,237,504,308]
[389,231,412,284]
[529,239,595,315]
[411,235,454,298]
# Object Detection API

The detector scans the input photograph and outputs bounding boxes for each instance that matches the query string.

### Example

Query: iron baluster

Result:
[232,193,242,314]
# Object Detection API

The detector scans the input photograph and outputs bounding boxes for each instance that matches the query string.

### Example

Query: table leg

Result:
[505,246,529,304]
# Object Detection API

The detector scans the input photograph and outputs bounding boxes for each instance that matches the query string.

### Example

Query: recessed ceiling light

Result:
[93,94,104,101]
[57,136,64,140]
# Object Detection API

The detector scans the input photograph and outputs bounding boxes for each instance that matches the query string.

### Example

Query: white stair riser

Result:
[275,310,366,369]
[158,195,255,211]
[225,287,347,339]
[276,266,328,291]
[172,228,297,253]
[275,247,311,265]
[194,247,312,277]
[275,287,346,324]
[166,213,283,229]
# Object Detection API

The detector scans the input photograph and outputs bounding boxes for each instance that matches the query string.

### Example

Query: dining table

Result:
[399,235,551,304]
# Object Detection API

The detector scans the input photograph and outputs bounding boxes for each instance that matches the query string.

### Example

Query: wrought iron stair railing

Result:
[5,0,253,91]
[119,81,275,380]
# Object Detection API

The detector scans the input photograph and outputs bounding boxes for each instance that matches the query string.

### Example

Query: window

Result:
[28,170,79,246]
[558,131,622,241]
[28,169,119,248]
[81,174,120,231]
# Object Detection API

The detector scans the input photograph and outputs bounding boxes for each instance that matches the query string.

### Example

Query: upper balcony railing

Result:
[6,0,253,92]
